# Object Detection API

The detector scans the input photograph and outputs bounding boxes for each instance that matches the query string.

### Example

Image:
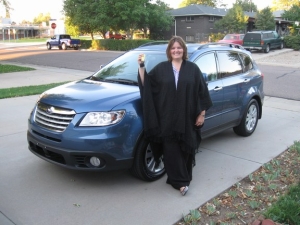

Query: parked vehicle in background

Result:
[46,34,81,50]
[105,31,127,40]
[243,31,284,53]
[218,34,245,45]
[27,42,264,182]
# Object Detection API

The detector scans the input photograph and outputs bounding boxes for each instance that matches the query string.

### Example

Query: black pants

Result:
[162,139,194,190]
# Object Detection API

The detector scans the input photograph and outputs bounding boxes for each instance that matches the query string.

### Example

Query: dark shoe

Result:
[180,186,189,196]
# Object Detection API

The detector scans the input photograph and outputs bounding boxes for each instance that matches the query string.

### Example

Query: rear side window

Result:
[217,51,243,78]
[244,33,261,40]
[240,54,253,72]
[194,52,218,82]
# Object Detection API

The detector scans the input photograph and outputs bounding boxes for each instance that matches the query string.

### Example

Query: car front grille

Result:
[34,102,76,132]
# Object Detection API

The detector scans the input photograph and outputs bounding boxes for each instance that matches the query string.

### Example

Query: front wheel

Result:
[279,42,284,49]
[233,99,259,137]
[129,136,165,181]
[46,43,51,50]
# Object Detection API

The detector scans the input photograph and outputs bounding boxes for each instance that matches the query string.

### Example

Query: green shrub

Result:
[85,39,155,51]
[209,33,226,42]
[264,182,300,224]
[80,39,92,49]
[283,35,300,50]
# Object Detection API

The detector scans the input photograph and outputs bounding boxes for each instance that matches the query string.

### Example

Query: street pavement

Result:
[0,44,300,225]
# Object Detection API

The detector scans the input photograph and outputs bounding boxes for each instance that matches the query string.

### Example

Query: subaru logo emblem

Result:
[46,107,54,114]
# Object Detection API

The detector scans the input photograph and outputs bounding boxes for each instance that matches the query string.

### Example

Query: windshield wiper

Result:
[104,78,138,85]
[89,76,104,82]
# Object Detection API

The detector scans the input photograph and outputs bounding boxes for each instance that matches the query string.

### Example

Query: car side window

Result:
[217,51,243,78]
[194,52,218,82]
[240,54,253,72]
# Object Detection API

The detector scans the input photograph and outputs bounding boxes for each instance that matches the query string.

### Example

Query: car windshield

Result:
[223,34,237,40]
[91,51,167,84]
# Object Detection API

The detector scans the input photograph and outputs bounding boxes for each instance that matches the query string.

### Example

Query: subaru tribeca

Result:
[27,42,264,181]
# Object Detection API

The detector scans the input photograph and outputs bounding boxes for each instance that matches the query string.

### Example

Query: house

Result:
[163,4,290,42]
[0,18,64,41]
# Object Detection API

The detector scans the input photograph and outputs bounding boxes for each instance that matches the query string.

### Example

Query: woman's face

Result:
[170,41,183,60]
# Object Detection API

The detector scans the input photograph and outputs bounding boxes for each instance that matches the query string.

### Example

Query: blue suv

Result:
[27,42,264,181]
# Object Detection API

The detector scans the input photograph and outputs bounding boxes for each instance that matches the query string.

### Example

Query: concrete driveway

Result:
[1,48,300,225]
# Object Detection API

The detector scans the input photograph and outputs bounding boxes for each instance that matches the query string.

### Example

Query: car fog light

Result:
[90,157,101,167]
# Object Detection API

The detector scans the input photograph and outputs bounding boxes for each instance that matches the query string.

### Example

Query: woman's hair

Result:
[166,36,188,61]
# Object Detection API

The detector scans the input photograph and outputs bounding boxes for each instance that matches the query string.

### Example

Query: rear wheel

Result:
[233,99,259,137]
[46,43,51,50]
[264,44,270,53]
[129,136,165,181]
[62,43,67,50]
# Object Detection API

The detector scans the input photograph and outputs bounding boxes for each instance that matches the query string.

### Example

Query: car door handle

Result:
[213,86,223,91]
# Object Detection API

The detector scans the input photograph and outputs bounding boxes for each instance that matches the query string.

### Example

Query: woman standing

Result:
[137,36,212,196]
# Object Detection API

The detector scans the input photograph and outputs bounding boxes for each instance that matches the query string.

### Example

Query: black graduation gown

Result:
[138,60,212,155]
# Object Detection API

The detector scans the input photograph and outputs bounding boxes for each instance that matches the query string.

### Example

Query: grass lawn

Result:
[0,38,47,43]
[0,82,70,99]
[0,64,36,73]
[0,64,69,98]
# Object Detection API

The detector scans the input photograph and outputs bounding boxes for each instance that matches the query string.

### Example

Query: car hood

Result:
[39,79,140,113]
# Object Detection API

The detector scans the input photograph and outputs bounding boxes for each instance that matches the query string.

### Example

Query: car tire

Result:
[62,43,67,50]
[46,43,51,50]
[129,136,165,181]
[264,44,270,53]
[233,99,259,137]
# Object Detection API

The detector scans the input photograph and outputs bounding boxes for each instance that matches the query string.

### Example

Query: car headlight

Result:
[79,110,126,126]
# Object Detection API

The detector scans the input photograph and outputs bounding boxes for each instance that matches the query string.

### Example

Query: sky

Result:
[1,0,273,23]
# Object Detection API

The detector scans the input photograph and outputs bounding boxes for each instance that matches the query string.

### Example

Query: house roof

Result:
[168,4,263,19]
[168,4,228,17]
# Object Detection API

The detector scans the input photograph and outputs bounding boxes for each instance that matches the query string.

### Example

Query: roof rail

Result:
[138,41,169,47]
[198,42,245,50]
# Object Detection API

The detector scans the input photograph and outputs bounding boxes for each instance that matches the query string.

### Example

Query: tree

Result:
[64,17,80,37]
[63,0,111,39]
[255,7,274,30]
[147,0,173,40]
[282,4,300,22]
[179,0,218,8]
[63,0,173,39]
[33,13,51,26]
[0,0,12,18]
[214,4,249,33]
[109,0,153,39]
[272,0,300,11]
[281,5,300,35]
[235,0,258,12]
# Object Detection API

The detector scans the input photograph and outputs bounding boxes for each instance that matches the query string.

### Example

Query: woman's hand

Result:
[137,54,145,67]
[195,111,205,127]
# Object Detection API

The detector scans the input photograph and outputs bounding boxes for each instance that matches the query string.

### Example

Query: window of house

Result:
[186,36,195,42]
[209,16,214,21]
[186,16,194,22]
[217,51,243,78]
[194,52,218,82]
